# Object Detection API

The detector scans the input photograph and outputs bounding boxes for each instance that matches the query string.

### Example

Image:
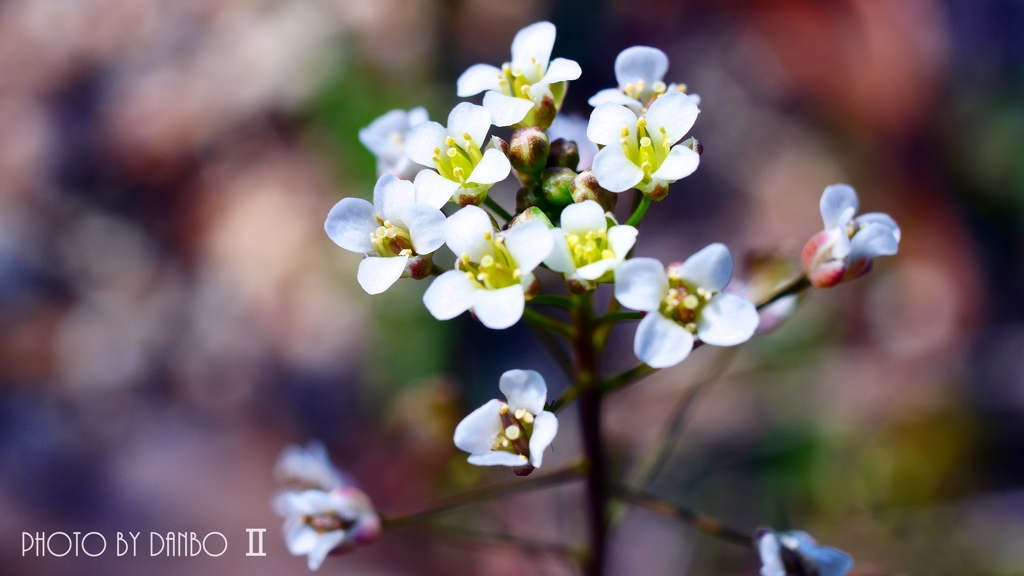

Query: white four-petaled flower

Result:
[588,46,700,114]
[801,184,901,288]
[545,200,637,291]
[423,205,553,329]
[757,529,854,576]
[614,244,759,368]
[358,107,429,179]
[325,174,449,294]
[457,21,582,129]
[453,369,559,473]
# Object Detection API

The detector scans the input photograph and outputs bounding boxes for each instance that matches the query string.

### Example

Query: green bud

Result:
[570,169,617,213]
[541,167,576,207]
[547,138,580,170]
[508,127,549,174]
[508,206,553,229]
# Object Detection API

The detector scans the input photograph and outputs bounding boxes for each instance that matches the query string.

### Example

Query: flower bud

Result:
[516,186,545,214]
[532,94,558,129]
[508,206,553,229]
[508,127,549,174]
[570,169,617,212]
[801,230,845,288]
[541,167,576,207]
[547,138,580,171]
[489,135,509,157]
[404,255,434,280]
[680,136,702,155]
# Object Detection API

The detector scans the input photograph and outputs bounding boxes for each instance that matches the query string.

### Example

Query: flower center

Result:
[303,512,355,535]
[567,229,615,268]
[659,272,714,334]
[370,219,414,257]
[619,117,672,186]
[491,402,535,460]
[456,232,522,290]
[432,135,483,186]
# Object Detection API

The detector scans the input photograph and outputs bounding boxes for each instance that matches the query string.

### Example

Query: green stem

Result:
[523,307,574,338]
[483,196,513,223]
[430,263,448,276]
[594,311,643,325]
[757,274,810,310]
[625,195,652,227]
[528,295,575,309]
[616,488,753,548]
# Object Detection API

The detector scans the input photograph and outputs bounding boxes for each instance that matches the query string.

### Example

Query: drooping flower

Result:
[548,113,598,170]
[614,244,759,368]
[587,90,701,199]
[325,174,449,295]
[273,442,380,571]
[756,529,854,576]
[405,102,511,206]
[801,184,900,288]
[588,46,701,114]
[456,21,582,129]
[358,107,430,179]
[423,205,553,329]
[453,369,558,476]
[545,200,637,292]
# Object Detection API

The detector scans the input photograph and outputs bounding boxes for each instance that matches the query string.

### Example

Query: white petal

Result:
[413,169,460,209]
[407,106,429,126]
[358,109,407,160]
[511,21,556,81]
[820,184,859,229]
[544,229,576,273]
[698,293,759,346]
[453,399,503,455]
[285,522,320,555]
[615,46,669,88]
[444,205,496,261]
[423,270,477,320]
[447,102,492,149]
[528,411,558,468]
[499,369,547,415]
[592,145,644,193]
[325,198,376,253]
[539,58,582,85]
[848,223,899,260]
[373,173,416,225]
[645,91,699,148]
[483,91,535,127]
[614,257,668,311]
[678,243,733,291]
[855,212,900,242]
[800,546,854,576]
[473,284,525,329]
[559,200,607,235]
[467,148,512,185]
[576,259,617,281]
[357,256,408,295]
[587,103,638,146]
[404,121,448,167]
[468,451,530,467]
[457,63,504,97]
[588,88,644,110]
[651,144,700,181]
[504,220,554,274]
[307,530,345,571]
[634,313,694,368]
[401,203,446,254]
[758,532,786,576]
[607,225,638,259]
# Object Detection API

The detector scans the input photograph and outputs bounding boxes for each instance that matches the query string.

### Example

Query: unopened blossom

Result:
[588,46,700,114]
[273,442,380,571]
[405,102,511,206]
[325,174,449,294]
[453,369,558,475]
[801,184,900,288]
[423,206,553,329]
[614,244,759,368]
[587,90,700,199]
[358,107,429,179]
[457,21,582,129]
[549,113,598,170]
[757,529,854,576]
[545,200,637,292]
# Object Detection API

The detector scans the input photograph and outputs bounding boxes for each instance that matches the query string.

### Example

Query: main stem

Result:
[572,292,606,576]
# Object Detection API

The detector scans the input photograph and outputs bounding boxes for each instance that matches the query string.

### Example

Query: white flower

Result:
[423,205,553,329]
[405,102,511,206]
[358,107,430,179]
[325,174,449,295]
[453,369,559,474]
[587,90,701,199]
[548,113,598,170]
[275,440,348,491]
[457,21,582,129]
[801,184,901,288]
[588,46,701,114]
[613,244,759,368]
[757,529,854,576]
[544,200,637,291]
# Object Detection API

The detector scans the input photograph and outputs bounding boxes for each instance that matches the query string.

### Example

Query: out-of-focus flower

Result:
[273,442,380,571]
[545,200,637,292]
[358,107,430,179]
[456,21,581,129]
[548,114,598,170]
[423,206,553,330]
[756,529,854,576]
[588,46,700,114]
[453,369,558,476]
[325,174,448,294]
[801,184,900,288]
[614,244,759,368]
[587,91,700,199]
[732,252,802,335]
[405,103,511,206]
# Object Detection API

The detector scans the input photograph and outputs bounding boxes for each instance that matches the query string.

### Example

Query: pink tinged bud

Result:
[566,277,595,295]
[453,187,487,207]
[404,255,434,280]
[509,127,550,174]
[547,138,580,171]
[490,135,509,156]
[644,182,669,201]
[533,95,557,129]
[571,170,617,212]
[802,231,845,288]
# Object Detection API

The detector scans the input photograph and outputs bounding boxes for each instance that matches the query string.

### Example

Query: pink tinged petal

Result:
[528,411,558,468]
[651,145,700,181]
[457,63,504,97]
[607,225,638,259]
[587,103,638,146]
[677,243,733,292]
[614,46,669,88]
[473,284,525,329]
[447,102,492,149]
[468,451,530,466]
[758,532,787,576]
[444,205,496,261]
[848,223,899,261]
[511,21,556,81]
[634,313,694,368]
[819,184,859,229]
[559,200,607,235]
[358,109,408,160]
[453,398,504,455]
[373,173,416,225]
[544,229,576,273]
[698,292,758,346]
[307,530,345,571]
[614,257,669,311]
[407,106,429,126]
[499,369,548,415]
[645,91,699,147]
[576,259,617,281]
[357,256,408,295]
[401,204,446,254]
[423,270,477,320]
[855,212,900,242]
[404,121,448,166]
[325,198,376,253]
[539,58,582,85]
[483,91,535,127]
[413,169,460,208]
[587,88,643,110]
[592,145,644,192]
[467,148,511,185]
[503,221,554,274]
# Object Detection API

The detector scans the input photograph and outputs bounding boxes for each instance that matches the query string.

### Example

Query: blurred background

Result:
[0,0,1022,574]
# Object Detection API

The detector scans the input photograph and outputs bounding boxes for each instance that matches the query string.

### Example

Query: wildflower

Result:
[756,529,854,576]
[588,46,700,114]
[453,369,558,475]
[614,244,759,368]
[457,21,582,129]
[545,200,637,292]
[358,107,430,179]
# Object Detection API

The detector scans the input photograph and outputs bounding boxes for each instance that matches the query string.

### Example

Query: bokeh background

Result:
[1,0,1022,574]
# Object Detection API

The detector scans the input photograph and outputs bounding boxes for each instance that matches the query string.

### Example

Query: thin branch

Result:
[594,311,643,325]
[529,295,575,309]
[484,196,513,223]
[423,524,581,561]
[625,195,651,227]
[616,488,753,548]
[430,263,449,276]
[757,274,810,311]
[523,308,575,338]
